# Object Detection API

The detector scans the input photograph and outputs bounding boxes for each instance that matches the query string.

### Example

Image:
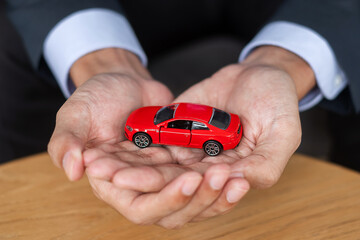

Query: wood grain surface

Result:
[0,153,359,240]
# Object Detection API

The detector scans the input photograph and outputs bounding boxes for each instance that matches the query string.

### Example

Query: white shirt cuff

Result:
[239,21,347,111]
[44,8,147,98]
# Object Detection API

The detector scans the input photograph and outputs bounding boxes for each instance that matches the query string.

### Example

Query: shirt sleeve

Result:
[239,21,347,111]
[43,8,147,98]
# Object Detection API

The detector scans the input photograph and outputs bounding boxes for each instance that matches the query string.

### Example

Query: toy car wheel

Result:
[203,140,222,156]
[133,133,152,148]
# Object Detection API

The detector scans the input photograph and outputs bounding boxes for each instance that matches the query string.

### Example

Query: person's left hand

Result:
[166,46,313,192]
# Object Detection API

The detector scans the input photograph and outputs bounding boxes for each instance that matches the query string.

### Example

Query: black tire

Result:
[203,140,222,156]
[133,132,152,148]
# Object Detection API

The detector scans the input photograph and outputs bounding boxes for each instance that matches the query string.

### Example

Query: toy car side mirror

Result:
[157,122,166,128]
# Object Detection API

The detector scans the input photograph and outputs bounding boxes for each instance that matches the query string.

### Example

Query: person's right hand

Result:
[47,49,174,181]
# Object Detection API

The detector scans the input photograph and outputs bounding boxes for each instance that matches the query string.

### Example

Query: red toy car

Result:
[124,103,242,156]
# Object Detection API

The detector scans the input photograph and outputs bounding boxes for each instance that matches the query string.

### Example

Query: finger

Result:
[192,177,250,221]
[91,171,202,225]
[48,131,86,181]
[230,153,283,189]
[231,128,300,189]
[86,157,130,181]
[112,164,189,192]
[156,164,230,229]
[126,171,203,225]
[47,101,91,181]
[87,175,139,209]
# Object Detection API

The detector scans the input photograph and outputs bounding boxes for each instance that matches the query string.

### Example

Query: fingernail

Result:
[226,188,246,203]
[182,177,201,196]
[209,174,227,190]
[229,172,244,178]
[226,190,242,203]
[63,151,74,179]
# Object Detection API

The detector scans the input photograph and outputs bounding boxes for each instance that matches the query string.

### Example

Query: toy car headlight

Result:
[126,125,133,132]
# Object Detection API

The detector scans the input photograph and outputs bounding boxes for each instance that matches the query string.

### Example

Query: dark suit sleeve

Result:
[271,0,360,113]
[5,0,124,69]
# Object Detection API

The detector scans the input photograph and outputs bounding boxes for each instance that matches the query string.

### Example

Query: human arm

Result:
[268,0,360,113]
[5,0,124,69]
[4,0,174,179]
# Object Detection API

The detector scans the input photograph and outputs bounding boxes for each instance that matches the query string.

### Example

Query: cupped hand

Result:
[47,72,173,181]
[170,62,302,189]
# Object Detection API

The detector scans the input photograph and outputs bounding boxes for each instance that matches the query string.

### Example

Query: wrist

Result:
[242,46,316,100]
[70,48,152,87]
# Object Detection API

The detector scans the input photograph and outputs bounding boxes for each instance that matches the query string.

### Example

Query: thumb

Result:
[230,148,291,189]
[48,130,86,181]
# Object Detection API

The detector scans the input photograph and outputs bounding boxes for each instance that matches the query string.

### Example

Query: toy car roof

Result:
[173,103,213,122]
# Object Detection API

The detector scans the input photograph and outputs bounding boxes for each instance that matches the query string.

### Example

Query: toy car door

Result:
[160,120,191,146]
[188,121,212,147]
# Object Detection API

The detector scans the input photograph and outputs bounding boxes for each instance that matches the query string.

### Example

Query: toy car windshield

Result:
[209,108,231,130]
[154,104,178,125]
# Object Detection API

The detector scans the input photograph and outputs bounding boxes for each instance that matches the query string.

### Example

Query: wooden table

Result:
[0,153,359,240]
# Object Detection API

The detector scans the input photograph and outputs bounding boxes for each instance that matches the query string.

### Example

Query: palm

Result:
[167,64,301,188]
[58,73,172,145]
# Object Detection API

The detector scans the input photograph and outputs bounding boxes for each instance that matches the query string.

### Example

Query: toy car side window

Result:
[167,120,192,130]
[192,121,209,130]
